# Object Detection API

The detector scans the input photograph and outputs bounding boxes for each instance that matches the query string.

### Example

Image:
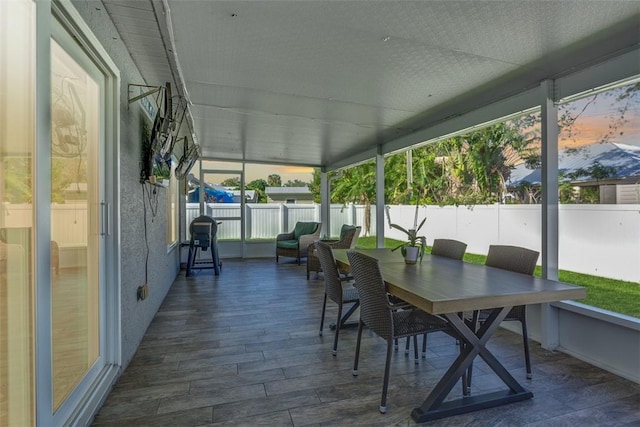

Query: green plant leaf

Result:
[390,223,410,235]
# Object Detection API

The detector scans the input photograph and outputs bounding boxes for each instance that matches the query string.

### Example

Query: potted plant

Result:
[390,206,427,264]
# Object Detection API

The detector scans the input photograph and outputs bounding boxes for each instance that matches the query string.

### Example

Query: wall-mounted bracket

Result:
[128,83,162,104]
[128,83,163,120]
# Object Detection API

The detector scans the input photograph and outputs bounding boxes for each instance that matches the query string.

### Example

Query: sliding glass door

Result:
[49,19,106,415]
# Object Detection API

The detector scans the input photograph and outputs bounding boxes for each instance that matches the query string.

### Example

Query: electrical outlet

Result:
[137,283,149,301]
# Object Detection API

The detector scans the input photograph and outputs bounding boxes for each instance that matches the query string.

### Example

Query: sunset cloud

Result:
[560,112,640,148]
[276,166,315,175]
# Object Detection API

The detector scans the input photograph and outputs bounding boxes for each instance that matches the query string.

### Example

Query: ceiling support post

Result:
[376,146,385,248]
[540,79,560,351]
[320,169,330,237]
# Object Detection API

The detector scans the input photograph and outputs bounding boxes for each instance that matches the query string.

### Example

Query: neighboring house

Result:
[508,142,640,204]
[265,186,314,204]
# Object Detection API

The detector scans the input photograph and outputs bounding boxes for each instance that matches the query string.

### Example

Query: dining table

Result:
[332,248,587,423]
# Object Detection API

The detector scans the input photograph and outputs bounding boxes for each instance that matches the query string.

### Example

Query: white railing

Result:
[185,202,640,282]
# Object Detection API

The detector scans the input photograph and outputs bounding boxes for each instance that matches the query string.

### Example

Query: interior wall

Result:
[71,1,180,369]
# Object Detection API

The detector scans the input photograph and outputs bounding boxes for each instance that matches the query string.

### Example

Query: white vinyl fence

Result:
[3,202,636,281]
[186,203,640,282]
[386,204,640,283]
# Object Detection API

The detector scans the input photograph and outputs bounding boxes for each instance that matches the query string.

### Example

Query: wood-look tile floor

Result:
[92,258,640,426]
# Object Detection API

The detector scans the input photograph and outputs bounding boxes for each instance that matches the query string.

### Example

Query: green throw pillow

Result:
[339,224,356,241]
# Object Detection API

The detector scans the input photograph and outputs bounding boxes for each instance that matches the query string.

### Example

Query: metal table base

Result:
[411,307,533,423]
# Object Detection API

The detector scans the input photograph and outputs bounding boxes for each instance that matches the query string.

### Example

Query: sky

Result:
[243,164,314,184]
[193,161,314,185]
[558,86,640,148]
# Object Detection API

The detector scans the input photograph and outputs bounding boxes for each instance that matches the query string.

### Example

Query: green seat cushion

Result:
[339,224,356,241]
[293,222,318,240]
[277,240,299,249]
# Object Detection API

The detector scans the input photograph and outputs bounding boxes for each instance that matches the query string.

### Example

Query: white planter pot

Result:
[404,246,419,264]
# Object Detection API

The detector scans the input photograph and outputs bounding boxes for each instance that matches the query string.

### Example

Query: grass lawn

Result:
[356,236,640,319]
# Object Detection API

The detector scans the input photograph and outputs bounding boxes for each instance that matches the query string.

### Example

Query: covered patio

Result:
[5,1,636,425]
[94,0,639,424]
[92,259,639,426]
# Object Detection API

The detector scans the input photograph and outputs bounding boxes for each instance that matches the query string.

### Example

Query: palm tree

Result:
[332,162,377,236]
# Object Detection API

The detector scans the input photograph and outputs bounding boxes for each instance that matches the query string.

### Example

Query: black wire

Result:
[143,181,159,217]
[142,183,149,284]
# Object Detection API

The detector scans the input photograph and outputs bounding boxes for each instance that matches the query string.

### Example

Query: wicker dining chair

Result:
[307,225,361,279]
[315,241,359,356]
[467,245,540,386]
[403,238,467,358]
[431,238,467,261]
[347,250,454,414]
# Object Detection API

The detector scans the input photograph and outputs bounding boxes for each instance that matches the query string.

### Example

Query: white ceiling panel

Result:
[104,0,640,169]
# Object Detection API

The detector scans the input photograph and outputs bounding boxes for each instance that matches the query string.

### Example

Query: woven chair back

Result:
[486,245,539,276]
[431,239,467,260]
[314,241,344,304]
[347,250,393,340]
[347,226,362,248]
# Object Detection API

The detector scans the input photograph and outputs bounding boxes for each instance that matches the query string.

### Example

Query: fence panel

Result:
[559,205,640,282]
[497,205,541,253]
[284,205,318,231]
[207,204,241,240]
[329,204,355,237]
[183,202,639,282]
[247,204,281,239]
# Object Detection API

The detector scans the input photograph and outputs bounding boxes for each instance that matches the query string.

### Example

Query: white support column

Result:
[541,79,559,281]
[376,147,385,248]
[280,203,286,234]
[320,169,330,238]
[540,79,560,350]
[240,166,246,259]
[198,160,204,215]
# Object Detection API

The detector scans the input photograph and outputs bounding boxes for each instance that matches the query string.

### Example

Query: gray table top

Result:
[333,248,586,315]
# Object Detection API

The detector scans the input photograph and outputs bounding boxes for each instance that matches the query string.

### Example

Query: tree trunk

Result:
[364,200,371,236]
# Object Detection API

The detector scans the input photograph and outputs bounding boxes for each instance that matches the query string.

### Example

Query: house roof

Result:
[508,142,640,187]
[228,189,256,200]
[265,186,312,196]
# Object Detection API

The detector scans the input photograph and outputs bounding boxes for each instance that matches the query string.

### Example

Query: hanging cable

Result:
[141,183,150,285]
[143,181,159,218]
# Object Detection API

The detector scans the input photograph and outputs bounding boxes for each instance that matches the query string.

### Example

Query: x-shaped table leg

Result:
[411,306,533,423]
[329,301,360,330]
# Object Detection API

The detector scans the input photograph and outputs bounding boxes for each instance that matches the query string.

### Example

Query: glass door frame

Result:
[36,1,121,425]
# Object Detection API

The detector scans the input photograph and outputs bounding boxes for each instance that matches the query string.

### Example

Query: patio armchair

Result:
[306,224,361,279]
[276,221,321,264]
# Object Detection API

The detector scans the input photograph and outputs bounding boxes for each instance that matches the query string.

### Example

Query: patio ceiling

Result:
[103,1,640,170]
